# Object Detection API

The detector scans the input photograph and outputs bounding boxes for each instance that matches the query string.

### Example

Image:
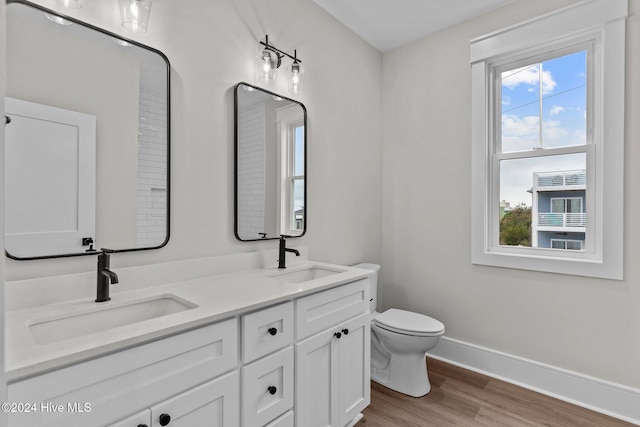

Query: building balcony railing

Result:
[535,170,586,188]
[537,212,586,227]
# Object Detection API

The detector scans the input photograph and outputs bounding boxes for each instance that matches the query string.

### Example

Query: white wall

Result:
[4,0,383,280]
[382,0,640,390]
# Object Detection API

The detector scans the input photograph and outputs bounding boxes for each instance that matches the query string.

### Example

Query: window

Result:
[471,0,626,279]
[286,122,305,233]
[276,105,305,236]
[551,239,583,251]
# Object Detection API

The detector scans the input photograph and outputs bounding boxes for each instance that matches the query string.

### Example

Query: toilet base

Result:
[371,352,431,397]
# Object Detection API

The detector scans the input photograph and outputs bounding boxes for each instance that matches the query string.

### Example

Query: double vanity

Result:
[5,260,373,427]
[3,3,357,426]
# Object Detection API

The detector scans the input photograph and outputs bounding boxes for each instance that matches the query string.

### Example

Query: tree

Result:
[499,204,532,246]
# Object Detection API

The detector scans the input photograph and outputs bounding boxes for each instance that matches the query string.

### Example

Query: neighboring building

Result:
[530,170,586,250]
[499,200,511,219]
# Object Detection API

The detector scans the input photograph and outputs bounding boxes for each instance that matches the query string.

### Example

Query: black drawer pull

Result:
[334,332,342,339]
[137,424,149,427]
[268,327,278,336]
[267,385,277,395]
[159,413,171,426]
[342,328,349,335]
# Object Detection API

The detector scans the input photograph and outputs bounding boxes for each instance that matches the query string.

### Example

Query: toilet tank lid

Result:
[374,308,444,334]
[352,263,380,272]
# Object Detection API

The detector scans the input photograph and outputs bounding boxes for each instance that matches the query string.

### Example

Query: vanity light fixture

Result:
[119,0,152,33]
[57,0,82,9]
[256,35,305,95]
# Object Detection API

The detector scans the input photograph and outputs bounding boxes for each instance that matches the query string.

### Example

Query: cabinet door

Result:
[337,314,371,427]
[150,371,239,427]
[295,328,339,427]
[109,410,151,427]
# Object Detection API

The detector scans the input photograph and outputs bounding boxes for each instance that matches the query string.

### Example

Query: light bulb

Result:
[257,48,278,84]
[287,62,305,95]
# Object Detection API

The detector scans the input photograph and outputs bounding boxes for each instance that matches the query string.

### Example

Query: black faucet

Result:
[278,235,300,269]
[96,249,119,302]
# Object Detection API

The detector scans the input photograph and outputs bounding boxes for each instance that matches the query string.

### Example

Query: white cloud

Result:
[502,65,557,94]
[501,114,583,152]
[550,105,565,115]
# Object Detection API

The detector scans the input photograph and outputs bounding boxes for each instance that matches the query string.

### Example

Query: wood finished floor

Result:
[360,358,634,427]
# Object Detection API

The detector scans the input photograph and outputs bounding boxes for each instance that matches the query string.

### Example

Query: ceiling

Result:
[310,0,518,52]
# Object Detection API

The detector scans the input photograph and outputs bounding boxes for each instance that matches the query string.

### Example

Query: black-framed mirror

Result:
[234,83,306,241]
[4,0,170,260]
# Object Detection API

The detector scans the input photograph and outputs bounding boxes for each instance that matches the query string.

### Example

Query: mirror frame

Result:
[5,0,171,260]
[233,82,307,242]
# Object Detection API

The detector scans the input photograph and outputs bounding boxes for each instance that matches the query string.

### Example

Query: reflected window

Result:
[282,120,305,235]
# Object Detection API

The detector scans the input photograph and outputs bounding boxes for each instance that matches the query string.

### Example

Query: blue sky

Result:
[499,50,587,206]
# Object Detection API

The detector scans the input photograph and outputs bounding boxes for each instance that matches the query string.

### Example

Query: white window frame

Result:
[276,105,305,237]
[471,0,626,280]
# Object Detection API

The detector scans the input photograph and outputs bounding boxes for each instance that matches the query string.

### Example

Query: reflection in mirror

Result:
[4,0,170,259]
[234,83,306,241]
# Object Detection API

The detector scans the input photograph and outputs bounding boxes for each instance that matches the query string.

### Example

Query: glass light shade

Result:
[287,62,305,95]
[119,0,152,33]
[57,0,82,9]
[256,48,279,84]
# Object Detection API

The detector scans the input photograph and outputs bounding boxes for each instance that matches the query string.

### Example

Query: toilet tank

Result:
[352,263,380,312]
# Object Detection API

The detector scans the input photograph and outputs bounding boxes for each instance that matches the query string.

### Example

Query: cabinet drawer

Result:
[265,410,294,427]
[295,279,369,339]
[150,371,239,427]
[242,301,293,363]
[8,318,238,427]
[242,347,294,427]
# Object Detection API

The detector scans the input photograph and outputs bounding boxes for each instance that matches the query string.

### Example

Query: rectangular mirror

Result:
[234,83,306,241]
[4,0,170,259]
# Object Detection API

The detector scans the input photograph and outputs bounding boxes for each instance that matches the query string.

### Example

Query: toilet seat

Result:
[373,309,444,337]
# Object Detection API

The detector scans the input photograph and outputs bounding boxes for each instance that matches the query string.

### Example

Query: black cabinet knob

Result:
[268,327,278,336]
[334,332,342,339]
[159,413,171,426]
[267,385,277,395]
[137,425,148,427]
[342,328,349,335]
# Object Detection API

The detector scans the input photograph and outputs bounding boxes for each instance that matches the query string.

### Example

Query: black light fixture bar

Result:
[260,35,302,64]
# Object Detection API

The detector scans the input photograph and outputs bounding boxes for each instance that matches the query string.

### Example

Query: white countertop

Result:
[5,261,373,382]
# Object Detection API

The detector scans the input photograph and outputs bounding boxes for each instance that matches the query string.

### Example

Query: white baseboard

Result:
[427,336,640,425]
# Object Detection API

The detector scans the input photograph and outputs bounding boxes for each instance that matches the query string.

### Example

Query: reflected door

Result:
[4,97,96,258]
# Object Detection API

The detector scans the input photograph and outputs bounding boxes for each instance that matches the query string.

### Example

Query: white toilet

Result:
[353,263,444,397]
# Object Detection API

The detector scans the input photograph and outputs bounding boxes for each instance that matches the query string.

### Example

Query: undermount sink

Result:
[273,266,345,284]
[28,294,197,345]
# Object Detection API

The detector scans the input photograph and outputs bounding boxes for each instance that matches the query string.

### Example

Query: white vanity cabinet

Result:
[7,318,239,427]
[294,279,371,427]
[7,274,371,427]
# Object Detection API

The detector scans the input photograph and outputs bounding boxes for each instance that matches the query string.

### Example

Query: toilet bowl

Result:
[353,263,444,397]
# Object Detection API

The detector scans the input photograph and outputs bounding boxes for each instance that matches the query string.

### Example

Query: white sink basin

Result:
[273,266,345,284]
[28,294,197,345]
